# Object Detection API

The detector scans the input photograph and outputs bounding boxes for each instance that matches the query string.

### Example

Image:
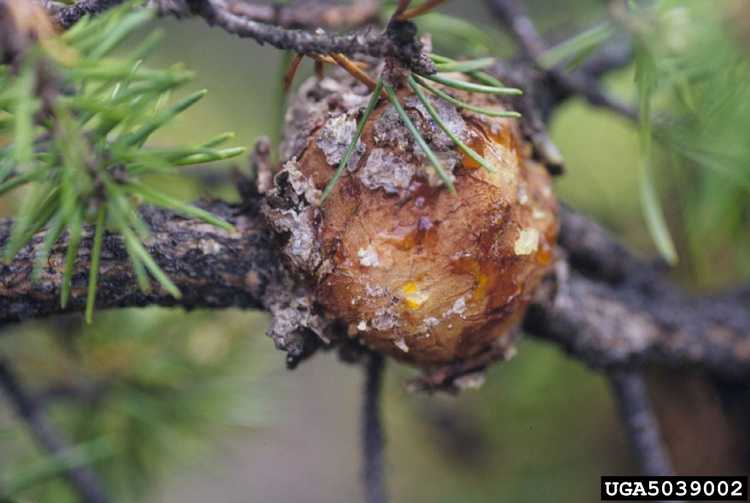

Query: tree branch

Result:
[51,0,128,29]
[608,370,676,479]
[579,37,633,80]
[47,0,435,75]
[186,0,434,74]
[362,352,387,503]
[50,0,379,30]
[0,196,748,381]
[524,270,750,379]
[0,200,282,324]
[226,0,380,30]
[524,208,750,379]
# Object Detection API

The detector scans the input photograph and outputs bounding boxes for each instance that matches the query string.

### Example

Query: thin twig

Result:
[485,0,637,121]
[330,53,377,90]
[200,0,434,74]
[282,53,304,93]
[52,0,127,29]
[45,0,435,74]
[392,0,412,19]
[397,0,448,20]
[362,352,387,503]
[0,359,109,503]
[227,0,380,30]
[580,37,634,80]
[608,370,676,478]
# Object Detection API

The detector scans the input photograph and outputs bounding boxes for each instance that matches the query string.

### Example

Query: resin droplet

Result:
[514,228,540,256]
[402,282,430,310]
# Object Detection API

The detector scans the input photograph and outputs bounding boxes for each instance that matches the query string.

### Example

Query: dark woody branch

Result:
[580,37,633,81]
[608,370,676,478]
[50,0,128,29]
[362,352,387,503]
[526,207,750,380]
[0,200,282,324]
[221,0,380,30]
[47,0,435,75]
[0,196,748,381]
[51,0,380,30]
[180,0,435,74]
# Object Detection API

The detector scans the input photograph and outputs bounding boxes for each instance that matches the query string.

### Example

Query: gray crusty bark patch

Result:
[280,76,370,163]
[315,113,365,170]
[359,148,416,194]
[262,159,326,276]
[283,72,470,198]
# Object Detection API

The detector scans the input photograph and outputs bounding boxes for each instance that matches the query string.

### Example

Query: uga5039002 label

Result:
[601,476,747,501]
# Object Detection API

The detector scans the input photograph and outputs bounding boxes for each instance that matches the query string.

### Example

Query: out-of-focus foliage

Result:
[0,309,268,502]
[636,0,750,283]
[552,0,750,276]
[382,339,627,503]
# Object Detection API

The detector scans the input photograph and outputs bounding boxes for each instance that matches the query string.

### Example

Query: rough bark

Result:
[0,200,282,323]
[1,196,748,381]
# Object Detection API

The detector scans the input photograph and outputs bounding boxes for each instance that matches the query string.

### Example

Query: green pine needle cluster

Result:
[0,4,245,322]
[537,0,750,269]
[0,309,264,502]
[635,0,750,277]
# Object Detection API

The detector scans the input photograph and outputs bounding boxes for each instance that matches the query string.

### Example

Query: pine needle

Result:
[635,46,678,264]
[423,74,522,95]
[321,78,384,202]
[85,207,107,323]
[0,170,38,197]
[330,53,377,91]
[434,57,495,73]
[171,147,246,166]
[282,53,304,93]
[398,0,448,20]
[126,181,234,231]
[120,89,207,147]
[384,84,455,193]
[32,209,65,281]
[126,230,181,298]
[539,22,613,70]
[408,75,496,173]
[429,53,506,87]
[413,75,521,118]
[61,210,83,308]
[199,132,235,148]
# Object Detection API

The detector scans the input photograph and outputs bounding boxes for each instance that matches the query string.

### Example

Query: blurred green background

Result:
[1,1,749,502]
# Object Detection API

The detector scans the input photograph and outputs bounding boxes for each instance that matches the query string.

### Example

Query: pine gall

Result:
[265,73,558,367]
